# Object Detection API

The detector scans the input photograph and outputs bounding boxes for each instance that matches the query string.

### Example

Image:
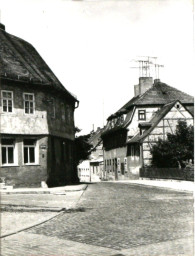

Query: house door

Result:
[121,162,125,175]
[114,158,118,180]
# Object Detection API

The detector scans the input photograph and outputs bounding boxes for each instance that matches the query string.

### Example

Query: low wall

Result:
[140,167,194,181]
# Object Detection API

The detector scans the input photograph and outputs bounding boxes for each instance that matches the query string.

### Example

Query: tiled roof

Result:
[88,128,104,148]
[186,106,194,116]
[108,81,194,120]
[102,108,134,136]
[0,24,77,101]
[135,82,194,105]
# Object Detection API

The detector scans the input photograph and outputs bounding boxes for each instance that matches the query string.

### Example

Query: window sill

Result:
[1,164,19,167]
[22,164,40,166]
[0,112,15,115]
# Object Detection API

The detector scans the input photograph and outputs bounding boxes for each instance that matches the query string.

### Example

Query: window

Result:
[138,110,146,120]
[1,91,13,113]
[1,139,14,165]
[24,93,34,114]
[23,139,36,164]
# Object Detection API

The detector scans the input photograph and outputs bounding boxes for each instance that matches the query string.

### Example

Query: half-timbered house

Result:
[101,77,194,180]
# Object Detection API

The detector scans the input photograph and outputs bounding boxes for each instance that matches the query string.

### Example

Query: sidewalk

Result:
[109,179,194,192]
[0,184,88,237]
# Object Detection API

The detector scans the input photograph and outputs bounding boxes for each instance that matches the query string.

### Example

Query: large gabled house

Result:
[101,77,194,180]
[0,23,79,187]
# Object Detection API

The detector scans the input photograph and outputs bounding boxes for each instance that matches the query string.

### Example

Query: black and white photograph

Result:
[0,0,194,255]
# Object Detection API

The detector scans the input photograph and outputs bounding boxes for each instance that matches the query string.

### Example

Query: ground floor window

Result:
[1,139,14,165]
[23,139,36,164]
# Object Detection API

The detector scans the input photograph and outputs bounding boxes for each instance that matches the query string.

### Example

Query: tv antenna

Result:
[130,56,164,79]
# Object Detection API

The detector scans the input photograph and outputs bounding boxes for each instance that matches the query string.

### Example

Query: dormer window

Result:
[138,110,146,120]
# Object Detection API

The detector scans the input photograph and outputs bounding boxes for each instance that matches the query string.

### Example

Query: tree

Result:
[150,120,194,168]
[74,134,93,166]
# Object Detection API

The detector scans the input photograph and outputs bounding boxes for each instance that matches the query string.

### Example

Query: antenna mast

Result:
[130,56,164,79]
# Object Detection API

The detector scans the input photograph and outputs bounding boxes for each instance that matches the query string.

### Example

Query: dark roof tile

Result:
[0,25,77,101]
[109,81,194,120]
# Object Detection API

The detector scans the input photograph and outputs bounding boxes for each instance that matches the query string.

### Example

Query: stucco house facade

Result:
[78,127,104,182]
[0,23,79,187]
[101,77,194,180]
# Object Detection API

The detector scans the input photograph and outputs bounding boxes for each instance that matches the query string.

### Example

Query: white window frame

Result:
[23,139,39,165]
[23,93,35,115]
[1,139,18,166]
[138,109,146,121]
[1,90,13,113]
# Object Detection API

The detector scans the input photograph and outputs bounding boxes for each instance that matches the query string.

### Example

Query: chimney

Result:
[0,23,5,31]
[134,77,153,96]
[154,78,160,84]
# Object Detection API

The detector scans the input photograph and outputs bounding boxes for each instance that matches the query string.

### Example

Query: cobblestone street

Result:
[1,182,194,255]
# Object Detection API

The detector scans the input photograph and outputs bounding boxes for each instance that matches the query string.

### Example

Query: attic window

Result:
[176,104,180,109]
[138,110,146,120]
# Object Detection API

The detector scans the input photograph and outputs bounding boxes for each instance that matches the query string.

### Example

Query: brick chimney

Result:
[134,77,153,96]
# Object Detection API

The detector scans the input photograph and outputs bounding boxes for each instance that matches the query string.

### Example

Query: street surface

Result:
[1,182,194,256]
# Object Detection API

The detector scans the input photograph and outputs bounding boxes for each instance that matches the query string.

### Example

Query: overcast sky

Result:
[0,0,194,134]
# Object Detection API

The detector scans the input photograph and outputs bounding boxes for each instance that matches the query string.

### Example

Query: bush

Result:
[150,120,194,168]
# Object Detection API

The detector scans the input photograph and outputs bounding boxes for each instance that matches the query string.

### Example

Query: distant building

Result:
[0,23,79,187]
[101,77,194,180]
[78,127,104,182]
[77,160,91,182]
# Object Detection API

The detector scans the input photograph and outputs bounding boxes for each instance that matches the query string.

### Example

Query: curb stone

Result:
[106,181,194,193]
[0,184,88,194]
